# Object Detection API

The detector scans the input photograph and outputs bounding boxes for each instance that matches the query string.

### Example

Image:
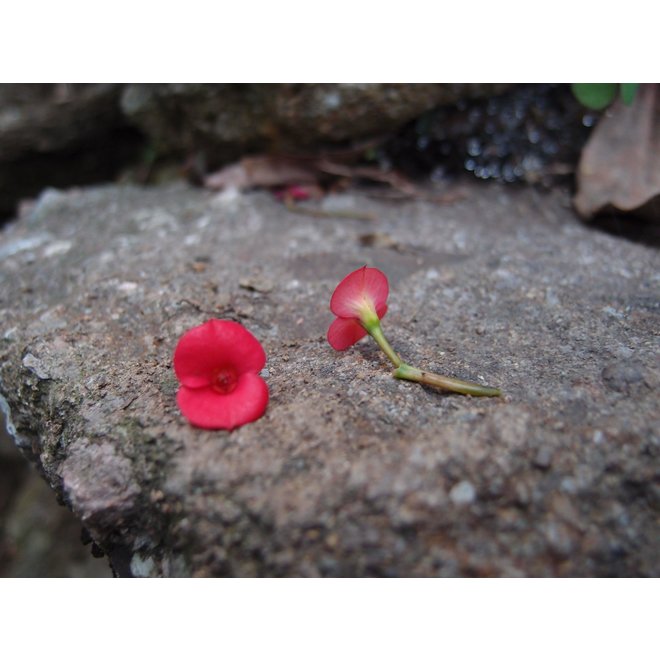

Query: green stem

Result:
[393,363,501,397]
[366,323,402,367]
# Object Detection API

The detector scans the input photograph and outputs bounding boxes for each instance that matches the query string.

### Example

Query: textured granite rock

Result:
[0,182,658,576]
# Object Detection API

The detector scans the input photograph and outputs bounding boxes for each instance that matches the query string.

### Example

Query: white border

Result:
[1,579,656,659]
[1,2,654,81]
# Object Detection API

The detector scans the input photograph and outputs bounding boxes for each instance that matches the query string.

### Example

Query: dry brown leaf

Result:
[204,155,320,191]
[574,84,660,220]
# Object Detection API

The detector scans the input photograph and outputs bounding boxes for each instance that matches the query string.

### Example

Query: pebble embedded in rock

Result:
[239,276,274,294]
[532,446,553,470]
[601,361,646,393]
[449,480,476,505]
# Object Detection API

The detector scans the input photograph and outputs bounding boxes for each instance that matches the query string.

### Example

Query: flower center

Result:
[212,367,239,394]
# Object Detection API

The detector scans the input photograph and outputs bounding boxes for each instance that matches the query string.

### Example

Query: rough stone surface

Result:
[121,83,510,161]
[0,181,658,577]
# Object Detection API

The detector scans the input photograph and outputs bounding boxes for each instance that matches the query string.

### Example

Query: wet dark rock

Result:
[0,181,658,577]
[384,84,594,185]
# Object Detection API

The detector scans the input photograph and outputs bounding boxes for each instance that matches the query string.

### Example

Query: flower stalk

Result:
[364,320,402,368]
[393,363,501,397]
[366,318,499,396]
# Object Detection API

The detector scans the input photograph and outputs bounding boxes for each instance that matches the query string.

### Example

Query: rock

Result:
[0,181,658,577]
[0,84,122,161]
[0,84,144,219]
[121,84,510,162]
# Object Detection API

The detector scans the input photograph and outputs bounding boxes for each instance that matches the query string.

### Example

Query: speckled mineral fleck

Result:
[449,480,476,505]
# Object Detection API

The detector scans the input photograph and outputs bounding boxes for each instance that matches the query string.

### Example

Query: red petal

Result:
[176,373,269,430]
[330,266,389,319]
[327,317,368,350]
[173,319,266,388]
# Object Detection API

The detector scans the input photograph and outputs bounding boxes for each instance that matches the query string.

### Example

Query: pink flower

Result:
[173,320,268,430]
[327,266,389,350]
[326,266,501,396]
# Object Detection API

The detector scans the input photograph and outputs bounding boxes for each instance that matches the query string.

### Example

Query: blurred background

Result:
[1,83,657,576]
[0,412,111,576]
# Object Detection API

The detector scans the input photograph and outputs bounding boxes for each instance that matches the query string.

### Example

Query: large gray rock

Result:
[121,84,510,160]
[0,182,658,576]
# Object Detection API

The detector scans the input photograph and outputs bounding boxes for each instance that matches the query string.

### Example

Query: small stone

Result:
[130,553,156,577]
[449,480,476,505]
[542,521,575,556]
[545,288,560,307]
[150,489,165,503]
[22,353,50,380]
[602,361,645,393]
[117,281,139,294]
[239,276,274,293]
[43,239,73,258]
[359,232,399,250]
[532,446,553,470]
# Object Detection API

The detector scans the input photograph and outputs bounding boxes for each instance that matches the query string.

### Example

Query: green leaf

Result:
[620,83,639,105]
[571,83,619,110]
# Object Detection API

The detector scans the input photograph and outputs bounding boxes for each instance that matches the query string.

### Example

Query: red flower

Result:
[327,266,389,350]
[273,184,314,201]
[173,319,268,430]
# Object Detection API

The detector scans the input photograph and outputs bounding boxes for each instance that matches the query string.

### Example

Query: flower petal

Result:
[327,317,368,350]
[330,266,389,319]
[173,319,266,388]
[176,373,269,430]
